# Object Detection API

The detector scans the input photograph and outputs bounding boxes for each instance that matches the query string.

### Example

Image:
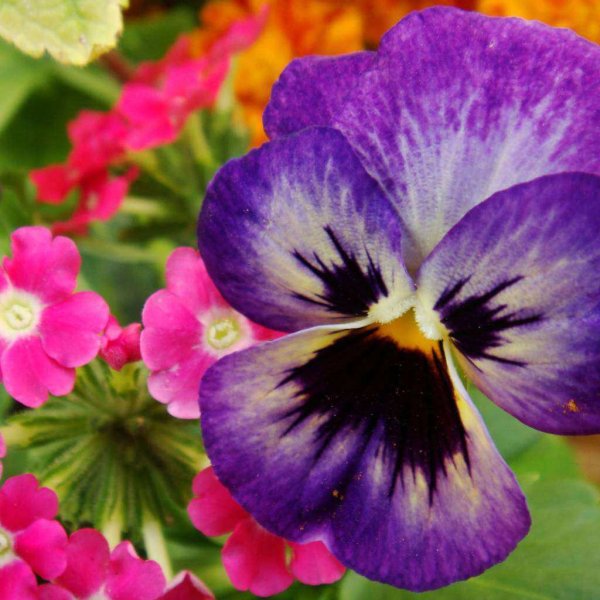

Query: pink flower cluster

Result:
[0,474,214,600]
[141,247,281,419]
[0,227,109,407]
[188,468,346,597]
[30,11,266,234]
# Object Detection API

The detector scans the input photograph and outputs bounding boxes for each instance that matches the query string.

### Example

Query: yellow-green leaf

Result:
[0,0,125,65]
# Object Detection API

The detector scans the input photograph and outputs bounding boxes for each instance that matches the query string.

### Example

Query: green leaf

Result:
[0,0,125,65]
[340,470,599,600]
[468,384,541,461]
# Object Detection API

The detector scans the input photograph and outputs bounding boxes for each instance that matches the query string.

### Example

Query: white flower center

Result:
[206,317,240,350]
[0,528,15,568]
[0,290,43,341]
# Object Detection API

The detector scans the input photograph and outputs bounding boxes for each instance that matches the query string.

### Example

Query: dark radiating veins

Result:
[277,326,470,504]
[435,276,543,366]
[292,226,389,317]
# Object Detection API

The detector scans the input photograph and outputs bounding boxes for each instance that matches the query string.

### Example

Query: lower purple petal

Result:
[201,326,530,591]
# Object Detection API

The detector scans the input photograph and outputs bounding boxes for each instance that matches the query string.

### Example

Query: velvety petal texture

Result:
[418,173,600,434]
[201,326,530,590]
[198,127,413,332]
[265,8,600,271]
[263,52,375,139]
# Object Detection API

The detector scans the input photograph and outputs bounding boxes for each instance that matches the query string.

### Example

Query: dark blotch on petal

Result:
[435,276,543,366]
[278,327,469,503]
[292,227,388,318]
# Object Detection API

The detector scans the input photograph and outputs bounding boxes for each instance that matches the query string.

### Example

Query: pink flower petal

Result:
[147,351,213,419]
[288,541,346,586]
[0,474,58,532]
[188,467,247,536]
[3,227,81,304]
[14,519,68,579]
[164,248,227,315]
[40,291,109,368]
[56,528,110,598]
[100,318,142,371]
[106,541,166,600]
[37,584,74,600]
[0,561,39,600]
[1,337,74,407]
[222,519,293,597]
[118,84,176,151]
[30,165,76,204]
[159,572,214,600]
[141,290,201,370]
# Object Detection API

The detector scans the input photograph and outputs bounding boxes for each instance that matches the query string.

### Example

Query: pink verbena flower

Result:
[118,9,267,151]
[188,467,345,597]
[0,227,109,407]
[39,529,213,600]
[30,112,136,235]
[141,248,281,419]
[0,474,68,582]
[99,315,142,371]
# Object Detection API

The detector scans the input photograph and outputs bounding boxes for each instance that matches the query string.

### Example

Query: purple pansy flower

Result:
[196,7,600,592]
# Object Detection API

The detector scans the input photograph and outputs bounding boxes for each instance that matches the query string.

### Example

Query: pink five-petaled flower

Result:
[38,529,214,600]
[188,467,345,597]
[99,315,142,371]
[141,247,281,419]
[0,227,109,407]
[0,474,68,586]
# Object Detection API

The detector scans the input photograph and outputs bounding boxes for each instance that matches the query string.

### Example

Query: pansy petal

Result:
[332,7,600,270]
[201,325,530,591]
[263,52,375,139]
[222,518,293,597]
[417,173,600,434]
[198,128,413,332]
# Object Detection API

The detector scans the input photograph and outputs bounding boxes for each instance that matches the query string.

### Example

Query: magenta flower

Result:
[40,529,214,600]
[0,561,39,600]
[141,248,280,419]
[39,529,165,600]
[99,315,142,371]
[0,227,109,407]
[188,467,345,597]
[30,112,136,235]
[0,475,68,582]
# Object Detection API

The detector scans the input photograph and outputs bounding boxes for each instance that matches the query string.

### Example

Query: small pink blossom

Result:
[0,474,68,582]
[188,468,345,597]
[0,227,109,407]
[141,248,281,419]
[40,529,213,600]
[99,315,142,371]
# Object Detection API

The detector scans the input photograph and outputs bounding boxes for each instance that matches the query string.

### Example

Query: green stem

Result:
[127,151,187,196]
[142,515,173,580]
[0,423,32,447]
[103,513,123,548]
[120,196,170,218]
[184,112,217,169]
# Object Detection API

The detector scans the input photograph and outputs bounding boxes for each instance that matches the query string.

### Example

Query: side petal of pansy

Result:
[198,127,414,332]
[263,52,375,139]
[265,8,600,271]
[200,323,530,591]
[417,172,600,434]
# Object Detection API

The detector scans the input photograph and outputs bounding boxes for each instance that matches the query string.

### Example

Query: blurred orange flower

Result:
[196,0,599,146]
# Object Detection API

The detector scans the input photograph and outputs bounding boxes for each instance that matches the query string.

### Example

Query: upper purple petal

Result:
[417,172,600,434]
[201,324,530,591]
[265,7,600,272]
[198,127,413,332]
[263,52,375,140]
